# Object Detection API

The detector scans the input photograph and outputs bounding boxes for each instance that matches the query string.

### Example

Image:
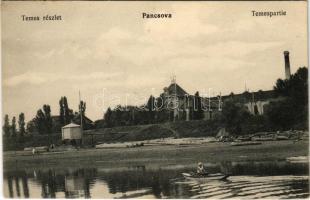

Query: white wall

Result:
[62,127,82,140]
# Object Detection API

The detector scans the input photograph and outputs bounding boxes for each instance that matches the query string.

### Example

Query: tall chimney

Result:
[284,51,291,79]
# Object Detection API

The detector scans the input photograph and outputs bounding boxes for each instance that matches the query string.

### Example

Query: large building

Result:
[150,79,221,122]
[150,51,291,121]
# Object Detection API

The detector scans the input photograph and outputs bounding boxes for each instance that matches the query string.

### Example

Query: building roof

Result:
[62,122,80,129]
[220,90,276,103]
[166,83,188,96]
[73,114,93,124]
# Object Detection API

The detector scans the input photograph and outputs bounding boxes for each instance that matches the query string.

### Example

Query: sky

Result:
[2,1,308,122]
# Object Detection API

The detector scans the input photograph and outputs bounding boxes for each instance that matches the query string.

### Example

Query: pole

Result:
[79,90,83,146]
[174,75,177,122]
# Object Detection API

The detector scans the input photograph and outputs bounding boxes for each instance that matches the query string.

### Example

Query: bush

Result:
[3,133,62,151]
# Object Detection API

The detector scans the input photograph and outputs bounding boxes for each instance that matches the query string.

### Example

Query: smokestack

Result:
[284,51,291,79]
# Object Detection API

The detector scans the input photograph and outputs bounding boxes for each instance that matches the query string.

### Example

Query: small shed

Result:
[62,123,82,145]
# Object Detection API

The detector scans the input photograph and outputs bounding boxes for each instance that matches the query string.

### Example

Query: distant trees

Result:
[265,100,296,130]
[18,113,26,137]
[242,91,252,102]
[101,92,208,128]
[3,114,10,137]
[25,97,92,134]
[36,109,45,134]
[11,117,17,137]
[79,101,86,116]
[274,67,308,106]
[59,96,74,126]
[44,105,53,134]
[26,119,36,133]
[104,107,113,128]
[147,95,156,123]
[103,105,154,127]
[3,113,26,137]
[221,100,251,134]
[155,95,170,123]
[267,67,308,129]
[35,105,53,134]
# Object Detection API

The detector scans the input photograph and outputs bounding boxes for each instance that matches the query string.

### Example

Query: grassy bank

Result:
[3,120,221,151]
[3,140,308,171]
[84,120,222,143]
[4,119,307,151]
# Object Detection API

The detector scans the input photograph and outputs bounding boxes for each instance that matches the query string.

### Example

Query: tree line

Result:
[268,67,308,130]
[2,113,25,138]
[102,91,206,128]
[3,96,87,136]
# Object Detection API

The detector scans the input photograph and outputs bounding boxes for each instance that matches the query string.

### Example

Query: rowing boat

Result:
[182,172,230,181]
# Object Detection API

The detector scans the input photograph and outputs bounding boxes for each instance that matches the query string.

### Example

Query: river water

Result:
[3,161,309,199]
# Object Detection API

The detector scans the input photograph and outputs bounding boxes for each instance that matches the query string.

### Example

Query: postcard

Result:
[1,1,308,199]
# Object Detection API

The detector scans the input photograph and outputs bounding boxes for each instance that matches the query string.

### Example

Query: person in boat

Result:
[197,162,208,175]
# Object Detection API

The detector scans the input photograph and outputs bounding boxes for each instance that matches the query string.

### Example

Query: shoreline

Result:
[3,140,308,171]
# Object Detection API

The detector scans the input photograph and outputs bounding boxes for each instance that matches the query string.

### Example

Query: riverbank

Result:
[3,120,222,151]
[3,140,308,171]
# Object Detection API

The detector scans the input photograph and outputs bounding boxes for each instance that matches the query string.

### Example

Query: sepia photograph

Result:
[1,1,309,199]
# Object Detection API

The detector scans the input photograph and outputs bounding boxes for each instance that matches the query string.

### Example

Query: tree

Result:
[147,95,156,123]
[36,109,46,134]
[229,92,235,99]
[274,79,290,97]
[59,96,73,125]
[68,109,74,122]
[18,113,26,136]
[274,67,308,106]
[79,101,86,116]
[3,114,10,137]
[221,100,251,134]
[242,91,252,102]
[266,99,296,130]
[11,117,17,137]
[154,95,168,123]
[270,67,308,129]
[104,107,113,127]
[26,119,37,134]
[63,97,71,124]
[43,105,52,134]
[35,104,53,135]
[112,105,123,126]
[59,97,65,125]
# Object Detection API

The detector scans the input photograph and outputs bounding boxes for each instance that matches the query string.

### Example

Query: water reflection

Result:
[3,161,309,199]
[6,171,30,198]
[97,166,185,198]
[64,169,95,198]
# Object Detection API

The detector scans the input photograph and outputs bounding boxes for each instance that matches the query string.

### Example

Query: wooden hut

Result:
[62,123,82,145]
